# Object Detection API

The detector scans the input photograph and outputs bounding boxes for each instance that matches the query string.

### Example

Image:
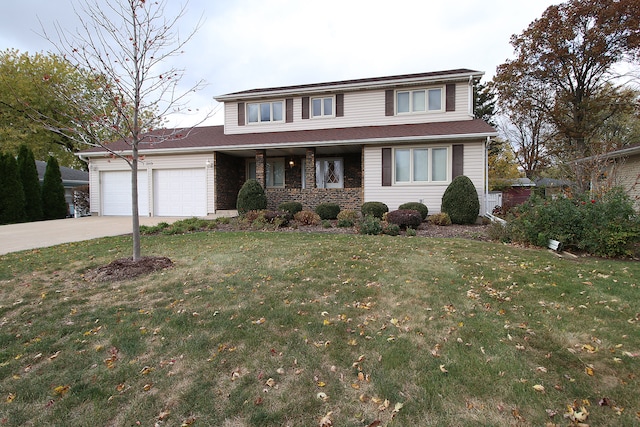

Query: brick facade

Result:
[214,152,245,210]
[266,188,362,211]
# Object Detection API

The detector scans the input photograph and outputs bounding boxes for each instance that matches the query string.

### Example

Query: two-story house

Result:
[79,69,497,217]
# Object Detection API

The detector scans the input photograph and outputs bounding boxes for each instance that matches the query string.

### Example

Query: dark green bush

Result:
[386,209,422,229]
[384,223,400,236]
[507,188,640,257]
[236,179,267,214]
[428,212,452,226]
[315,203,341,220]
[398,202,428,220]
[17,145,43,222]
[337,219,354,228]
[0,153,26,224]
[278,201,303,215]
[441,175,480,224]
[359,215,383,235]
[361,201,388,219]
[41,156,68,220]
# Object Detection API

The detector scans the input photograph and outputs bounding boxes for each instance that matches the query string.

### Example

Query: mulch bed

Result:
[85,256,173,282]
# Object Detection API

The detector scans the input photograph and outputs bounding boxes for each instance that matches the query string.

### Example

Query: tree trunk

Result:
[131,145,141,261]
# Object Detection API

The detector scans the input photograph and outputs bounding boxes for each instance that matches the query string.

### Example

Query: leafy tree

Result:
[0,49,113,168]
[474,82,496,126]
[41,156,67,220]
[0,153,26,224]
[493,0,640,189]
[487,138,523,190]
[17,145,43,222]
[38,0,205,261]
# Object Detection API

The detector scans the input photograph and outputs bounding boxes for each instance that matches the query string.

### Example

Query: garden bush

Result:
[441,175,480,224]
[278,201,303,215]
[236,179,267,214]
[386,209,422,229]
[398,202,428,220]
[294,210,321,226]
[428,212,452,226]
[507,187,640,257]
[361,201,388,219]
[359,215,383,235]
[337,209,359,223]
[384,223,400,236]
[315,203,341,220]
[337,218,354,228]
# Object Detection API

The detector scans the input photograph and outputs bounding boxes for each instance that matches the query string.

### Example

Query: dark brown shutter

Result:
[385,90,394,116]
[286,98,293,123]
[336,93,344,117]
[446,84,456,112]
[382,148,392,186]
[452,144,464,178]
[302,97,309,119]
[237,102,245,126]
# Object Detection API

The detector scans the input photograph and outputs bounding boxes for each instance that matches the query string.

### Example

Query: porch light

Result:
[289,159,295,167]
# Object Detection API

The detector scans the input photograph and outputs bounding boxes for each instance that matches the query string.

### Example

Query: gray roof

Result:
[36,161,89,185]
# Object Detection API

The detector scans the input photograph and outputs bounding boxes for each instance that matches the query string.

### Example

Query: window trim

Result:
[246,100,285,124]
[392,146,450,184]
[395,87,444,115]
[311,96,335,118]
[316,157,344,189]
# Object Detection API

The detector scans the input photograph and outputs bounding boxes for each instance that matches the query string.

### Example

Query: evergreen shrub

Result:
[361,201,388,219]
[386,209,422,229]
[441,175,480,224]
[236,179,267,214]
[315,203,340,220]
[398,202,428,220]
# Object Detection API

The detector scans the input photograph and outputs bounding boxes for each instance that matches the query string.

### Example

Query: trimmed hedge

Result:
[361,201,388,219]
[315,203,340,220]
[441,175,480,224]
[236,179,267,214]
[398,202,428,220]
[386,209,422,229]
[278,201,303,215]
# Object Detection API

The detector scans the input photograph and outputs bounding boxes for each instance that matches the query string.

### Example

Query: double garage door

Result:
[101,169,207,216]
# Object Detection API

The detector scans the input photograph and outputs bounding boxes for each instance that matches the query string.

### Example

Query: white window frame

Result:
[316,157,344,189]
[396,87,444,114]
[311,96,335,118]
[246,101,284,124]
[393,146,450,184]
[246,158,286,188]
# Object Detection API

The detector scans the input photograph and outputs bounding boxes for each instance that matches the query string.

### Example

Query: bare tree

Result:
[40,0,205,261]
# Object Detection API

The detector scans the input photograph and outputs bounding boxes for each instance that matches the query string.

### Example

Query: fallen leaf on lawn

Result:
[536,366,548,373]
[265,378,276,387]
[585,366,595,376]
[357,372,365,381]
[393,402,404,413]
[351,383,360,389]
[533,384,545,392]
[53,385,70,396]
[143,383,153,391]
[276,367,285,375]
[317,392,329,402]
[371,396,383,404]
[366,421,381,427]
[359,394,369,402]
[157,410,170,420]
[6,393,16,403]
[49,351,61,360]
[181,417,196,426]
[317,381,326,387]
[378,399,390,411]
[439,364,448,373]
[254,397,263,405]
[252,317,266,325]
[140,366,154,375]
[319,411,333,427]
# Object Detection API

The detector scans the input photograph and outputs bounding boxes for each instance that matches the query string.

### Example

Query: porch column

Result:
[255,150,266,188]
[305,148,316,188]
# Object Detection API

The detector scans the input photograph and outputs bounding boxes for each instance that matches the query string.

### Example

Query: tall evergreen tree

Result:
[17,145,43,222]
[0,153,26,224]
[41,156,67,220]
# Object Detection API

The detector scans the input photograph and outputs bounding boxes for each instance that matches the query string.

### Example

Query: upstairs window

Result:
[396,88,443,114]
[312,97,334,118]
[247,101,284,123]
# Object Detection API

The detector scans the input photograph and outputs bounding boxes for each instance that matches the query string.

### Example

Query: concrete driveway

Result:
[0,216,187,255]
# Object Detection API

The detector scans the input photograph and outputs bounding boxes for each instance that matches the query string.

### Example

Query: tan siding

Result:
[363,140,486,214]
[225,82,472,135]
[615,153,640,210]
[89,153,215,216]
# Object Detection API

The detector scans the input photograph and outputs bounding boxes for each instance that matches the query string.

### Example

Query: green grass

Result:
[0,231,639,426]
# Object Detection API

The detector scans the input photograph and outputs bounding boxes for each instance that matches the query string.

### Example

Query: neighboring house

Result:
[503,177,536,208]
[78,69,497,217]
[36,160,89,217]
[584,143,640,210]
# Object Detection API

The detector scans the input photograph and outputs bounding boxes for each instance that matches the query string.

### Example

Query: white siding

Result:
[88,153,215,216]
[224,82,473,135]
[363,141,486,213]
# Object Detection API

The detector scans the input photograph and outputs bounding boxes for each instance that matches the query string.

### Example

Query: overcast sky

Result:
[0,0,560,127]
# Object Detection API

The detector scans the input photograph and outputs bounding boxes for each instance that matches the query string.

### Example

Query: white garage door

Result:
[153,169,207,216]
[101,171,149,216]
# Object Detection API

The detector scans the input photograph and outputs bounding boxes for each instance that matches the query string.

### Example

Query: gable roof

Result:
[216,69,483,101]
[36,160,89,185]
[78,119,497,158]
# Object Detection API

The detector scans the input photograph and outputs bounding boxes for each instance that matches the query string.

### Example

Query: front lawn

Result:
[0,231,638,426]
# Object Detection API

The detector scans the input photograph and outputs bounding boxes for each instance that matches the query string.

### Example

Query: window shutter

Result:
[385,90,394,116]
[382,148,392,186]
[302,97,309,119]
[452,144,464,178]
[336,94,344,117]
[446,84,456,112]
[286,98,293,123]
[237,102,245,126]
